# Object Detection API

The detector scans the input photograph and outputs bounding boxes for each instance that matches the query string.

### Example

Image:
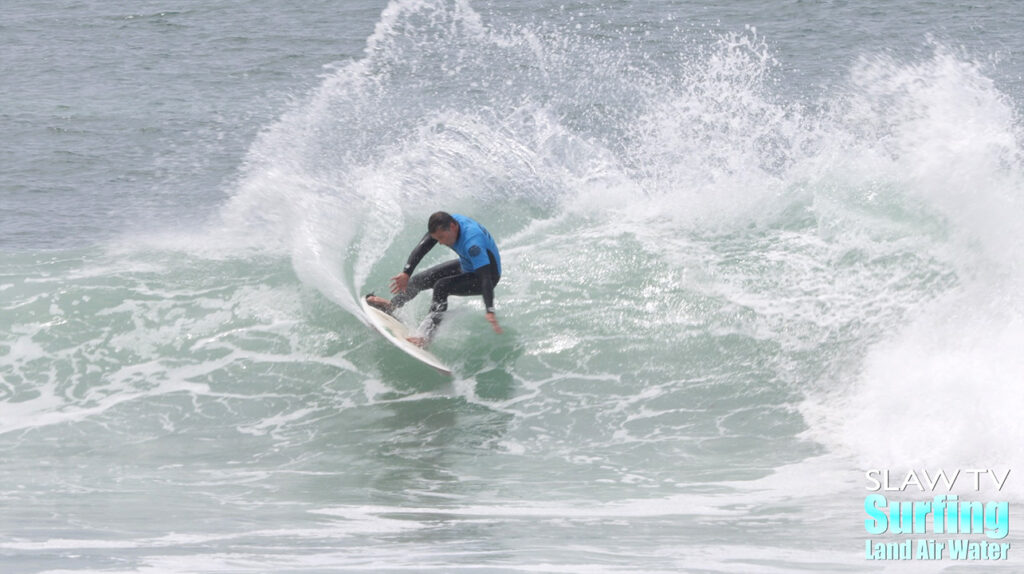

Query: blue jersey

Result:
[450,214,501,276]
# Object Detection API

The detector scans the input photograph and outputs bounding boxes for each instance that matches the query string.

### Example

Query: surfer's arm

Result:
[403,233,437,275]
[392,233,437,293]
[475,266,502,334]
[475,266,495,311]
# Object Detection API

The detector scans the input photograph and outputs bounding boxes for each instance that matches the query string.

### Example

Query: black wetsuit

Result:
[390,214,501,338]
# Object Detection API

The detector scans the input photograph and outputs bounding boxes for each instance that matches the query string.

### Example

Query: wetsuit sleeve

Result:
[475,266,496,312]
[403,232,437,275]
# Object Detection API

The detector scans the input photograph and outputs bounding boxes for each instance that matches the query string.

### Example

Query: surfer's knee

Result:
[431,276,455,301]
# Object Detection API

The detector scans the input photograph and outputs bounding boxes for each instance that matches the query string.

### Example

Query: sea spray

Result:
[799,47,1024,469]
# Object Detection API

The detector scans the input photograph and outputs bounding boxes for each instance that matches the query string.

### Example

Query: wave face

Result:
[3,0,1024,571]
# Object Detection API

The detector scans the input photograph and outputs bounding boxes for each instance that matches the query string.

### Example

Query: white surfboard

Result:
[359,298,452,375]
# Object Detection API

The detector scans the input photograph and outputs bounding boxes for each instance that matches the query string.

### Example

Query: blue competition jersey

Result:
[451,214,501,276]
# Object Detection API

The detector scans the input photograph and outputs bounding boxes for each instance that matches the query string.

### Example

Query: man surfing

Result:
[365,211,502,347]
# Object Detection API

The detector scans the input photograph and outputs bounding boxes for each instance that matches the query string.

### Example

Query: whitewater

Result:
[2,1,1024,572]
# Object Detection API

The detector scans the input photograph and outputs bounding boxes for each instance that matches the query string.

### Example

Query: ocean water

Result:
[3,1,1024,572]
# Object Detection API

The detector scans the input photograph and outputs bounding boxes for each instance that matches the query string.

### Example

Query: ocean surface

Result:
[3,1,1024,572]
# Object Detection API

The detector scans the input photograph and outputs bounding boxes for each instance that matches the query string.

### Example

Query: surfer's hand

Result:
[486,312,503,334]
[406,336,428,348]
[390,272,410,294]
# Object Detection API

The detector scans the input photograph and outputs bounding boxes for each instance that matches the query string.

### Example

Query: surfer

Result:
[366,211,502,347]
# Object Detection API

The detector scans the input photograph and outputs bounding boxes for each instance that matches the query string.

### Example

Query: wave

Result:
[797,46,1024,468]
[216,0,1023,469]
[4,0,1022,482]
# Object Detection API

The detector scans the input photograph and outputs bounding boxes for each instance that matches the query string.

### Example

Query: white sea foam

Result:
[798,47,1024,472]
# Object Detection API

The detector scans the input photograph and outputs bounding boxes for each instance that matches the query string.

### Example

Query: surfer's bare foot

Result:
[365,294,394,313]
[406,336,428,348]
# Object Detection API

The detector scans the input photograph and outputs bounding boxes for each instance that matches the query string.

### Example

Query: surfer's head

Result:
[428,211,459,246]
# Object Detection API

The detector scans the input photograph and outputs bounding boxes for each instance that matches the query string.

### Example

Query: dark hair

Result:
[428,211,456,234]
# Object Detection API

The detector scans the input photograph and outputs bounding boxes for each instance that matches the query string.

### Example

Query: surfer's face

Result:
[430,222,459,246]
